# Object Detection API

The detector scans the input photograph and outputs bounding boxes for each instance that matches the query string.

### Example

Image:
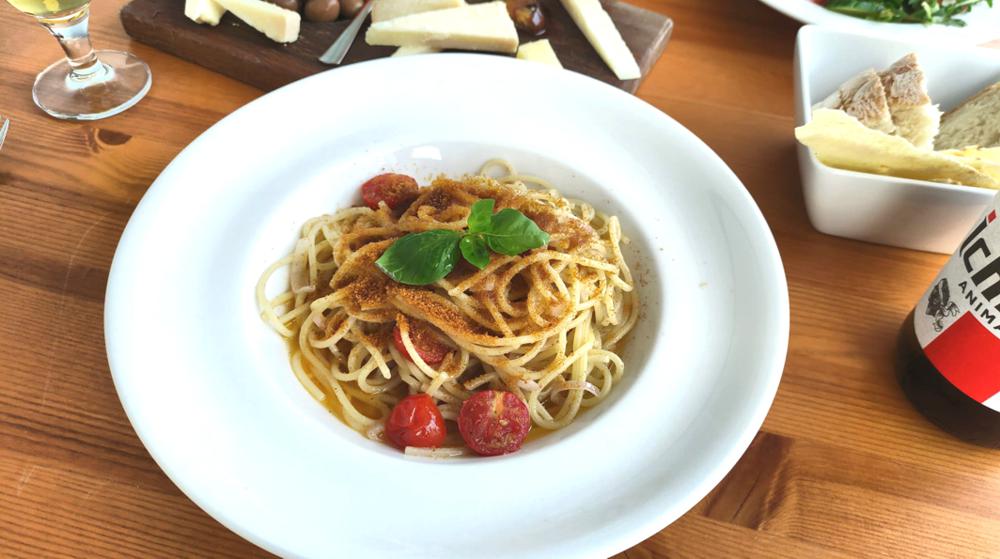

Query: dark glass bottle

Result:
[896,203,1000,448]
[897,312,1000,447]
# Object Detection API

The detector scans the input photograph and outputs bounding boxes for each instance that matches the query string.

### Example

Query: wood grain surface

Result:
[119,0,672,93]
[1,0,999,557]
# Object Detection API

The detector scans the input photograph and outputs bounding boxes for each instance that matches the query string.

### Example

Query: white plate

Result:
[105,54,789,559]
[758,0,1000,44]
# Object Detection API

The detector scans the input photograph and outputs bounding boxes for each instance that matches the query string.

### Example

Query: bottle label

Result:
[915,208,1000,412]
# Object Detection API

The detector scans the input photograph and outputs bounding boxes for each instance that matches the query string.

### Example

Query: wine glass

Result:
[4,0,152,121]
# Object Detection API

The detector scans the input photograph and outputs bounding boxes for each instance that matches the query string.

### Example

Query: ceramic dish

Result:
[105,54,789,558]
[759,0,1000,44]
[795,25,1000,254]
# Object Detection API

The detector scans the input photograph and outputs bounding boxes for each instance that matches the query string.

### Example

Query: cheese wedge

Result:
[944,147,1000,184]
[365,1,518,54]
[214,0,300,43]
[185,0,226,25]
[796,109,998,189]
[392,45,441,57]
[372,0,465,23]
[560,0,640,80]
[517,39,562,68]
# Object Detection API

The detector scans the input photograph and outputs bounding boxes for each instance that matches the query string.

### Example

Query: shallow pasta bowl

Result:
[105,54,789,558]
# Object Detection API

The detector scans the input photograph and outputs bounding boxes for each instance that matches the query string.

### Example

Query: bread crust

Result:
[814,68,895,134]
[936,82,1000,150]
[942,82,1000,122]
[879,53,931,110]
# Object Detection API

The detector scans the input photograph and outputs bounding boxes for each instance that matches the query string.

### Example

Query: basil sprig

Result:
[376,199,550,285]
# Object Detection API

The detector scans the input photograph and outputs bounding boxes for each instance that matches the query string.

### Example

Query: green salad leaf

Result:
[823,0,992,27]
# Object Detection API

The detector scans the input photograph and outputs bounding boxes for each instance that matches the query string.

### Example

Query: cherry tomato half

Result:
[392,320,449,366]
[360,173,419,211]
[386,394,446,450]
[458,390,531,456]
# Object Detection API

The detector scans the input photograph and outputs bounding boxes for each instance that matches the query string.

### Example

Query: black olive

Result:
[506,0,546,36]
[304,0,340,21]
[341,0,364,18]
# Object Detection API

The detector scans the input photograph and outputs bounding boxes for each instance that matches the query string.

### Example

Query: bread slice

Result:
[935,82,1000,150]
[814,69,895,135]
[878,53,941,150]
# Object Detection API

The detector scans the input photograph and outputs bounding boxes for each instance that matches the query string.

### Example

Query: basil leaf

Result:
[459,234,490,270]
[467,199,494,234]
[484,208,550,256]
[375,230,461,285]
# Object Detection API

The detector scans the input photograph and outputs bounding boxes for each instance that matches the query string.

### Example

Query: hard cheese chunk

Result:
[185,0,226,25]
[796,109,999,189]
[560,0,639,80]
[392,45,441,57]
[366,1,518,54]
[214,0,300,43]
[372,0,465,23]
[517,39,562,68]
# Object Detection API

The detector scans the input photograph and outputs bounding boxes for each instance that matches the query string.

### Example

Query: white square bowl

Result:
[794,25,1000,254]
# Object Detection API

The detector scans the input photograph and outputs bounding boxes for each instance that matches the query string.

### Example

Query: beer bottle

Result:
[897,202,1000,448]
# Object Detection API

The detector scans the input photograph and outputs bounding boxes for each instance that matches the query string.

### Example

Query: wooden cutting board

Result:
[120,0,672,93]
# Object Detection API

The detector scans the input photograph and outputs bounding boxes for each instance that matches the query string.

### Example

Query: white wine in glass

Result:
[4,0,152,121]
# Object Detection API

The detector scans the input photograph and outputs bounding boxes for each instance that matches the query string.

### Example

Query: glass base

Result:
[32,50,152,121]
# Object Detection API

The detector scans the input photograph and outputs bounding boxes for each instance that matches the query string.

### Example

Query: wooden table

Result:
[2,0,999,557]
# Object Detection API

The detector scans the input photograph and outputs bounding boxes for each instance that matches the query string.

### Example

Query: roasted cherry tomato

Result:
[360,173,419,211]
[386,394,447,449]
[458,390,531,456]
[392,320,449,366]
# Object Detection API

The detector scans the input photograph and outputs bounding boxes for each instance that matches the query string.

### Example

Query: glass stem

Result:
[39,6,103,80]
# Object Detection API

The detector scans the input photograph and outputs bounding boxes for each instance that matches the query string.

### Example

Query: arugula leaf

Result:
[460,234,490,270]
[823,0,989,25]
[483,208,550,256]
[375,230,461,285]
[467,199,494,234]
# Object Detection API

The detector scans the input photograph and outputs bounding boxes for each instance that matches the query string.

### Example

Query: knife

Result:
[318,0,375,65]
[0,117,8,152]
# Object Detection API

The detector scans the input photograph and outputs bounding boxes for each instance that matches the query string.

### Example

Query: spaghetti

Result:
[257,160,637,451]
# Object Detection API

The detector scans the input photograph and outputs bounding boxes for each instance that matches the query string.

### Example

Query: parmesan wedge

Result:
[796,109,999,189]
[392,45,441,56]
[517,39,562,68]
[560,0,640,80]
[944,147,1000,184]
[214,0,300,43]
[372,0,465,23]
[365,1,518,54]
[185,0,226,25]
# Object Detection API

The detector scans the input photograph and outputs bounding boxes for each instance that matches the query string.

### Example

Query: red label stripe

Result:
[924,312,1000,403]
